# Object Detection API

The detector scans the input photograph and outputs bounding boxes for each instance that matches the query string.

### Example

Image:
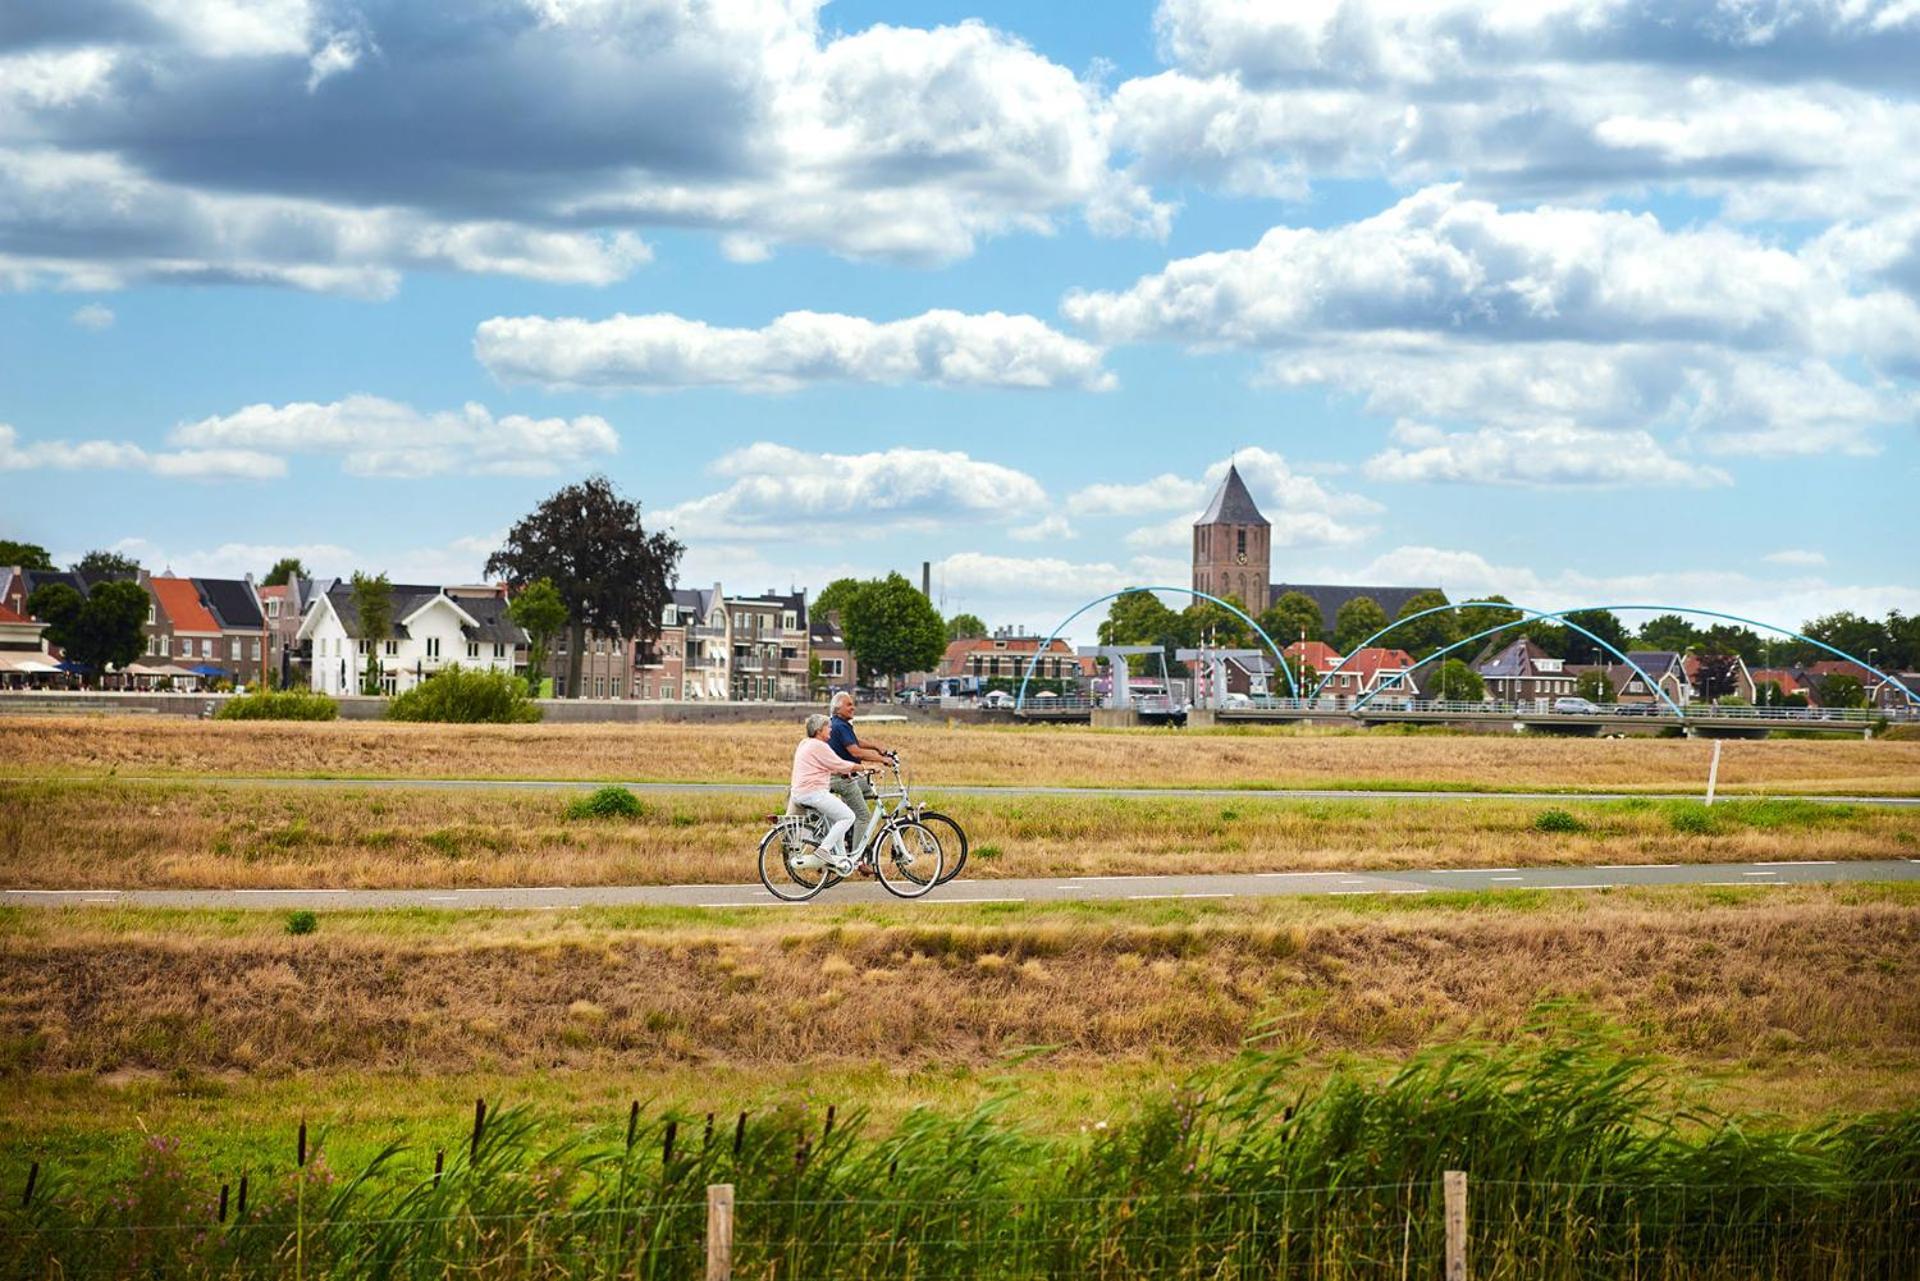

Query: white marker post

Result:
[1705,739,1722,807]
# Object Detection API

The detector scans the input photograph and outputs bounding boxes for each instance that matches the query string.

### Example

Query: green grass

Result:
[5,1026,1914,1279]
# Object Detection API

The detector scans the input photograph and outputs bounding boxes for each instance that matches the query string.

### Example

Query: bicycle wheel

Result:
[758,824,830,901]
[915,810,969,884]
[873,820,943,899]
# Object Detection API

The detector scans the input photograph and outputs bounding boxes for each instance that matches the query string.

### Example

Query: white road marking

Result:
[1389,889,1428,895]
[1755,861,1835,866]
[1742,871,1778,877]
[1705,881,1788,887]
[83,898,117,904]
[1329,890,1372,896]
[1598,863,1677,869]
[1491,876,1524,882]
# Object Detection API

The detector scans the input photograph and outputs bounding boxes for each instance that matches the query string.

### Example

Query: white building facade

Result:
[298,584,525,695]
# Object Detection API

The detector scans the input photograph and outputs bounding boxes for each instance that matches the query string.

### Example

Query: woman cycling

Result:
[789,712,875,877]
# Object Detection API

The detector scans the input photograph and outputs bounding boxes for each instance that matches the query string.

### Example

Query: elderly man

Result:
[826,690,895,857]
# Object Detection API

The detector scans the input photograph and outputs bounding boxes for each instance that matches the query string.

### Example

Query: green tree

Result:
[1803,611,1891,667]
[1430,657,1484,702]
[807,652,825,698]
[1697,623,1763,664]
[945,612,988,642]
[486,476,684,699]
[1561,609,1631,665]
[1100,590,1190,675]
[1333,595,1390,654]
[262,556,307,588]
[0,539,55,570]
[350,572,393,695]
[841,572,946,689]
[1637,614,1701,653]
[29,579,147,684]
[813,578,866,623]
[1392,591,1458,659]
[1754,679,1785,708]
[1884,610,1920,669]
[1185,595,1252,648]
[73,549,141,580]
[1817,673,1865,709]
[507,577,568,697]
[1575,670,1614,704]
[1260,592,1325,647]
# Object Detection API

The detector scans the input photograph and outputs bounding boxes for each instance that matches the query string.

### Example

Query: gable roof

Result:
[1477,636,1556,678]
[150,575,222,635]
[194,577,264,630]
[1196,464,1268,527]
[1283,640,1345,672]
[0,601,33,626]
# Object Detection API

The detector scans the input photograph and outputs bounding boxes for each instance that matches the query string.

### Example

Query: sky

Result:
[2,0,1917,637]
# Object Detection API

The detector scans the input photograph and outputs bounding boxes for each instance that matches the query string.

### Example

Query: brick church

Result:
[1191,464,1442,636]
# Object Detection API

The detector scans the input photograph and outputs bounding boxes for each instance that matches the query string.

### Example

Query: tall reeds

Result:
[6,1029,1915,1278]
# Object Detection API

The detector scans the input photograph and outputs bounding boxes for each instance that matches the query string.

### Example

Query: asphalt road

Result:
[18,774,1920,806]
[5,859,1913,912]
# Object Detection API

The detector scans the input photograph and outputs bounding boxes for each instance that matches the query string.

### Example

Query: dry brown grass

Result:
[2,897,1912,1078]
[3,780,1913,888]
[4,715,1919,793]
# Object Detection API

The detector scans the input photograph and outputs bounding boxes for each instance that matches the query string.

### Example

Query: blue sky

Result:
[2,0,1916,634]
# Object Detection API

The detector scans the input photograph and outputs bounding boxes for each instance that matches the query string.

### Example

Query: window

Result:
[231,638,241,659]
[251,640,261,660]
[782,611,796,630]
[426,636,440,659]
[662,605,677,626]
[1236,528,1246,556]
[612,677,623,698]
[820,658,842,677]
[467,641,480,659]
[595,676,606,698]
[147,602,156,624]
[385,639,399,656]
[267,599,279,619]
[493,642,506,659]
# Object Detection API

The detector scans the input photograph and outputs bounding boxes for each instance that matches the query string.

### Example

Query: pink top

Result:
[791,736,862,797]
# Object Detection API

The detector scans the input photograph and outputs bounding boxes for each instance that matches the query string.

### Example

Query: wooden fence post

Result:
[706,1183,734,1281]
[1443,1170,1468,1281]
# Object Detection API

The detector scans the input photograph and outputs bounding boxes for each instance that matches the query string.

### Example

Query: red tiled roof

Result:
[1345,646,1416,681]
[150,576,221,634]
[257,584,290,599]
[0,601,31,625]
[1283,640,1345,671]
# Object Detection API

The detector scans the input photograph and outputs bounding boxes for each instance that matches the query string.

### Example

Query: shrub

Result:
[285,910,317,935]
[1531,808,1585,834]
[214,689,339,721]
[1667,804,1718,835]
[387,665,541,724]
[564,785,646,821]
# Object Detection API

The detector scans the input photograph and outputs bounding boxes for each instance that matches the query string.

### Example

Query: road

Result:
[5,859,1913,911]
[15,775,1920,806]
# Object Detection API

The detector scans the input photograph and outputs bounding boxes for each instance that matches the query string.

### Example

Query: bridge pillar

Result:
[1185,708,1217,730]
[1091,708,1140,729]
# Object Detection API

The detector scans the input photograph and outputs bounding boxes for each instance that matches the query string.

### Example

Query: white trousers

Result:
[792,790,855,857]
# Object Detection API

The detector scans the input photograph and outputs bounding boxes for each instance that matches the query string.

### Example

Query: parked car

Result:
[1553,697,1601,714]
[1221,692,1254,710]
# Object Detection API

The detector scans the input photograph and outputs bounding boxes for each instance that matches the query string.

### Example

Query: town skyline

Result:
[3,1,1917,634]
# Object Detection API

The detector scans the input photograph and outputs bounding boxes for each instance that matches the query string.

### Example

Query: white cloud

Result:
[168,395,619,477]
[1066,473,1207,516]
[97,533,499,585]
[70,303,114,330]
[1364,421,1731,489]
[1106,447,1382,550]
[1008,514,1076,542]
[1764,549,1829,568]
[657,444,1050,541]
[475,309,1114,392]
[0,422,282,480]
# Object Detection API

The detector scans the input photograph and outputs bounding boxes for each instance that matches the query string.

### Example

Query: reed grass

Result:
[5,1027,1914,1279]
[3,780,1912,888]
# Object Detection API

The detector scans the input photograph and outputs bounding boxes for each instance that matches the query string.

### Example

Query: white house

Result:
[298,583,527,695]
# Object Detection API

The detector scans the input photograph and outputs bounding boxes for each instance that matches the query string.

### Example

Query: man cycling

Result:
[827,690,895,861]
[790,712,876,877]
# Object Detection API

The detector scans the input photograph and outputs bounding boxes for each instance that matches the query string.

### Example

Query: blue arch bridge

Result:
[1009,590,1917,738]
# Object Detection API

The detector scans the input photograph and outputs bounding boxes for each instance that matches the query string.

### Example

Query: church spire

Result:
[1196,463,1269,527]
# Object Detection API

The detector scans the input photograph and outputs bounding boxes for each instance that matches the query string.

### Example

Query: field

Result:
[6,714,1920,793]
[3,716,1917,1276]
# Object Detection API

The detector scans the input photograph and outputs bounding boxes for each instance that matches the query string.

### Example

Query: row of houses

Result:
[1,565,277,687]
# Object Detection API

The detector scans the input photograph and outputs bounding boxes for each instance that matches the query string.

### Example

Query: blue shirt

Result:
[827,714,860,762]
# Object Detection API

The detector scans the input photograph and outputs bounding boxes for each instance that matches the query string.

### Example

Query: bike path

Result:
[12,774,1920,806]
[6,859,1914,911]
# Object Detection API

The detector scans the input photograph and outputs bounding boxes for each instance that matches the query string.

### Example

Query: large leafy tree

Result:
[262,557,308,588]
[1817,673,1866,709]
[1100,589,1190,675]
[1803,611,1892,667]
[73,549,141,580]
[1693,652,1742,702]
[1333,596,1389,654]
[1392,591,1458,659]
[1575,670,1615,704]
[29,579,147,683]
[350,572,393,695]
[507,577,568,695]
[486,476,684,699]
[1430,657,1485,702]
[1561,608,1632,665]
[842,572,945,688]
[0,540,55,570]
[1259,592,1325,647]
[945,612,988,642]
[1636,614,1700,653]
[1887,610,1920,670]
[1697,623,1763,664]
[1185,595,1252,648]
[813,578,865,623]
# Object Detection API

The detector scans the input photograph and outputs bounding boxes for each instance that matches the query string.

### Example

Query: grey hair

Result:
[804,713,831,737]
[831,691,854,710]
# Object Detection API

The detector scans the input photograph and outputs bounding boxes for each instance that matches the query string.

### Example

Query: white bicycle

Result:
[757,782,944,902]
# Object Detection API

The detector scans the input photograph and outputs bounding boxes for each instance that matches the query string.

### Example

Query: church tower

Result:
[1192,464,1271,614]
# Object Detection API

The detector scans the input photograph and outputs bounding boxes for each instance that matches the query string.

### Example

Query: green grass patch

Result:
[562,785,647,821]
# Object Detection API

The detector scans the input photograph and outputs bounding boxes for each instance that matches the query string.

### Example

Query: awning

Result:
[0,654,60,674]
[189,664,230,677]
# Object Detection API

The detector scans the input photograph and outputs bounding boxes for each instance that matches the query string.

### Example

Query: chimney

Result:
[922,561,931,599]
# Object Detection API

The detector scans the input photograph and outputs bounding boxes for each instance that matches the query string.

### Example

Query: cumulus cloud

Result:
[98,533,502,585]
[168,395,619,477]
[70,302,114,330]
[1066,473,1208,516]
[1008,514,1076,542]
[657,444,1051,541]
[1071,448,1381,550]
[0,422,281,479]
[0,2,1167,292]
[475,309,1114,393]
[1764,549,1829,568]
[1363,422,1731,489]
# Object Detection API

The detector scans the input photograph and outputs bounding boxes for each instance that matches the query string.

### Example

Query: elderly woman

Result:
[790,712,873,876]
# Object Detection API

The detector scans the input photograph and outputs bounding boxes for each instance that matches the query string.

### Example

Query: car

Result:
[1553,697,1601,714]
[1221,692,1254,710]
